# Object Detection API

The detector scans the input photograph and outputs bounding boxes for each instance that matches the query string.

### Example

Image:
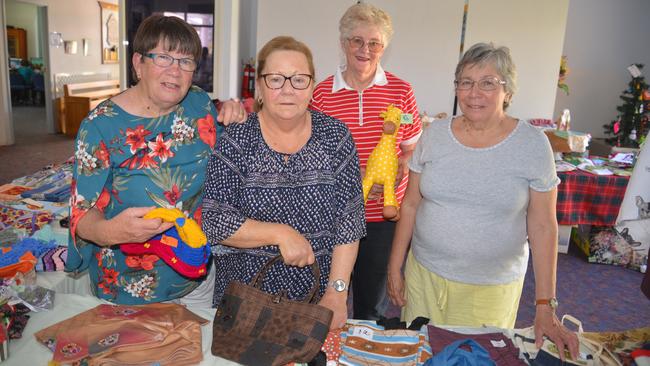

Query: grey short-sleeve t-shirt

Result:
[409,117,559,285]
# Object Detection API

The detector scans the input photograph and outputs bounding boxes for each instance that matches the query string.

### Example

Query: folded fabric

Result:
[20,181,70,202]
[0,184,31,200]
[339,320,432,366]
[0,204,54,236]
[0,237,60,277]
[35,303,208,366]
[1,237,58,263]
[0,251,37,279]
[424,339,495,366]
[121,208,210,278]
[35,246,67,272]
[427,325,525,365]
[31,223,69,246]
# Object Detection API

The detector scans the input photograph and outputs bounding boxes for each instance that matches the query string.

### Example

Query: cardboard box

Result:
[571,225,591,257]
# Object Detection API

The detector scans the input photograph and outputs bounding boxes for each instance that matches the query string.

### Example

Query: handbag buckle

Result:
[272,290,288,304]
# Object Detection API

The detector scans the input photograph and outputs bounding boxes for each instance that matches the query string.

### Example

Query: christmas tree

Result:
[603,64,650,148]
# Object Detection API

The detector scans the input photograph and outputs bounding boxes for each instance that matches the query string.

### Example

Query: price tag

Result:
[490,339,506,348]
[400,113,414,124]
[351,326,374,341]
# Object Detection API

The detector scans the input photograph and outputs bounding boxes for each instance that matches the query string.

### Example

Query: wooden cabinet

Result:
[6,27,27,60]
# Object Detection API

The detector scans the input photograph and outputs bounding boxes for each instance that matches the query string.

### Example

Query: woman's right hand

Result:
[104,207,174,245]
[387,269,407,307]
[217,98,247,125]
[276,225,315,267]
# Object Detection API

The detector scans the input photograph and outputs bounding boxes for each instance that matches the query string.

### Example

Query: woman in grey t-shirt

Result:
[386,42,579,361]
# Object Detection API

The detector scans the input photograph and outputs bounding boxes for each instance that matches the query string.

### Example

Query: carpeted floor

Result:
[0,106,74,184]
[517,244,649,331]
[2,106,648,332]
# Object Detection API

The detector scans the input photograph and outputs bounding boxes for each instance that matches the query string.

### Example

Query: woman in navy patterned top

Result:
[202,36,366,329]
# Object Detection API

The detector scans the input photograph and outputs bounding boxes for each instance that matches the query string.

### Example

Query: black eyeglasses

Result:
[260,73,313,90]
[454,77,506,91]
[143,53,198,72]
[347,37,384,52]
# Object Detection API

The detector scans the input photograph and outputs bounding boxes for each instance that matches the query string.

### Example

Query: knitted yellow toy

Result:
[362,104,403,220]
[143,207,207,248]
[121,207,210,278]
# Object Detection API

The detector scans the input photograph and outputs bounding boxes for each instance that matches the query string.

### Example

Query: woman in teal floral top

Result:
[66,15,245,306]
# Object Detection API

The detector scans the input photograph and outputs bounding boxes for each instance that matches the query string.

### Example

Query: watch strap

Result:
[535,298,558,308]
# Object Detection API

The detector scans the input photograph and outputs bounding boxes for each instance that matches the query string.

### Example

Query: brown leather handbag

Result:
[211,255,333,366]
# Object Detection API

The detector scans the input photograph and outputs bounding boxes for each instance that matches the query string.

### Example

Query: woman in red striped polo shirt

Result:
[310,2,422,320]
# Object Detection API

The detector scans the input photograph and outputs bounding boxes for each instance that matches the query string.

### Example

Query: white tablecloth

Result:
[5,293,242,365]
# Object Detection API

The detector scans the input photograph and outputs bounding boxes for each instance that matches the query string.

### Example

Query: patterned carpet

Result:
[381,244,649,332]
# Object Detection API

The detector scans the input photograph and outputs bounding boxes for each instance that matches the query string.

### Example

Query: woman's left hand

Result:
[318,291,348,330]
[217,98,247,125]
[534,307,579,361]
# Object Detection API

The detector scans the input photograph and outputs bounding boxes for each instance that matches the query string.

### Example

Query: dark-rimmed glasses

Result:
[347,37,384,52]
[454,77,506,91]
[144,53,198,72]
[260,73,313,90]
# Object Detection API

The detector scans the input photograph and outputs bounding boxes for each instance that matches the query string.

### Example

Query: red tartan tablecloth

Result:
[556,170,630,226]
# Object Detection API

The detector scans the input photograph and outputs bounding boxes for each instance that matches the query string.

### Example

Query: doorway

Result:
[4,0,55,145]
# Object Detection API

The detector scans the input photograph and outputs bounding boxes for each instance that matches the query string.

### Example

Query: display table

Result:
[4,293,241,366]
[556,170,630,226]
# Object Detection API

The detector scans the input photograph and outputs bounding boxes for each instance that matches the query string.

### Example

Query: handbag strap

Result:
[250,254,322,304]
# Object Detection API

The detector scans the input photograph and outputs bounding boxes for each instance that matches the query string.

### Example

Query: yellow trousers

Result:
[402,251,524,328]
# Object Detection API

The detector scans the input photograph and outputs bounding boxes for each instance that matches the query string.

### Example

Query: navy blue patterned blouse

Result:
[202,111,366,306]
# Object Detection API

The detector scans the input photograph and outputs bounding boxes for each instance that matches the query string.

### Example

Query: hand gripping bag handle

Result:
[250,254,322,304]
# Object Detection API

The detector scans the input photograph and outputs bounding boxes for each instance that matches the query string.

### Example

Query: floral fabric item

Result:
[65,87,221,304]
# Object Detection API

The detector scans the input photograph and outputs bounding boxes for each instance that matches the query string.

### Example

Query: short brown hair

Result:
[132,15,201,81]
[255,36,315,111]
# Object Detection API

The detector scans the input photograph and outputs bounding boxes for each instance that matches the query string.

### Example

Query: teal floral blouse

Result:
[65,86,221,304]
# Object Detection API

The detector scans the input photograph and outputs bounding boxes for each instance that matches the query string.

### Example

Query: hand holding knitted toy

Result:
[121,207,210,278]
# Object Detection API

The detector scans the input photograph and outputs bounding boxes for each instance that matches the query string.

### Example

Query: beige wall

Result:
[256,0,568,120]
[553,0,650,138]
[256,0,465,118]
[34,0,119,80]
[464,0,569,121]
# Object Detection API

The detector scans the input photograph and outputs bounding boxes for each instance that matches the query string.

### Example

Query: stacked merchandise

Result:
[0,160,72,274]
[281,317,646,366]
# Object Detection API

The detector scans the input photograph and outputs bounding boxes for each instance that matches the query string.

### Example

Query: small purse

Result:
[211,255,333,366]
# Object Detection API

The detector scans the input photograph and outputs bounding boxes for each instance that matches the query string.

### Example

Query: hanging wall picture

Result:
[99,1,119,63]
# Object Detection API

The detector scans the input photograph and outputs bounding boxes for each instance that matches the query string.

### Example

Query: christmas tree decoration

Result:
[603,64,650,147]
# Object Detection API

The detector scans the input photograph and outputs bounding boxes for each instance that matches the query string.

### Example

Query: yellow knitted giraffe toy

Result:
[363,104,403,220]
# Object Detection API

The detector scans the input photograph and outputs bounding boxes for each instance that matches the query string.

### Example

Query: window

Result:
[125,0,215,92]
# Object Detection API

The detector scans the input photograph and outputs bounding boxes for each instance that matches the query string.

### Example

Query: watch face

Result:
[550,298,559,309]
[332,279,346,292]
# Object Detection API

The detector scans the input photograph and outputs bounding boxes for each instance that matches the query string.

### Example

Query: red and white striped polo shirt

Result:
[311,65,422,222]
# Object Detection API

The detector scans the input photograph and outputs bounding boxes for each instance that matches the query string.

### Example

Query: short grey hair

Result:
[339,3,394,46]
[455,42,517,109]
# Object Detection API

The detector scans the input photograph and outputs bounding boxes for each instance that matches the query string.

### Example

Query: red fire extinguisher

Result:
[241,61,255,99]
